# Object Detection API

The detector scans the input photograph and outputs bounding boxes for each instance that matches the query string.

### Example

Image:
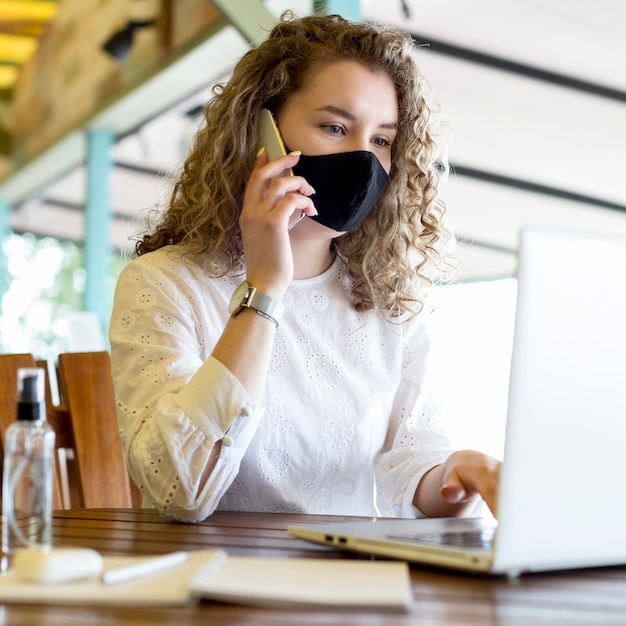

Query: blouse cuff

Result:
[175,356,259,439]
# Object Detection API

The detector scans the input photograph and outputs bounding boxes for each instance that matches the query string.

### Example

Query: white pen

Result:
[102,551,190,585]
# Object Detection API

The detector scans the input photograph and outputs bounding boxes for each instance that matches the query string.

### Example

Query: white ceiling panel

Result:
[445,175,626,280]
[39,168,86,206]
[412,52,626,206]
[11,200,137,253]
[110,168,170,216]
[11,202,85,243]
[446,176,626,249]
[363,0,626,91]
[453,243,517,282]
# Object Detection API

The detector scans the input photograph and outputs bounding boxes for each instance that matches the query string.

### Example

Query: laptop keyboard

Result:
[387,528,495,551]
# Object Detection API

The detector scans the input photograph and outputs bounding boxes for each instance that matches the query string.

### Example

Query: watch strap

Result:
[231,282,284,327]
[244,286,284,326]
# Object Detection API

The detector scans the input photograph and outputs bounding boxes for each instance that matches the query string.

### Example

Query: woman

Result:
[110,12,500,522]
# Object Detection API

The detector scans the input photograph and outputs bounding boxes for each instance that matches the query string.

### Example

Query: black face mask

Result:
[292,151,389,232]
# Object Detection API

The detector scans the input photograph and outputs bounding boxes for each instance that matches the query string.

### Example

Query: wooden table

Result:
[1,508,625,625]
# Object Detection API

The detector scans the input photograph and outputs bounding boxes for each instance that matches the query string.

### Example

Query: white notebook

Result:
[191,556,411,609]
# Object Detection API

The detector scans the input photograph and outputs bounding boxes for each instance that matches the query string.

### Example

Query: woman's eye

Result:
[324,124,344,135]
[373,137,391,147]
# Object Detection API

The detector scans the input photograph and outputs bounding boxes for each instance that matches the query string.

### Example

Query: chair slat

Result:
[0,354,37,449]
[56,351,134,509]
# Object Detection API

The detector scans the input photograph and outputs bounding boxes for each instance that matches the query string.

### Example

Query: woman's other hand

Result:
[414,450,501,518]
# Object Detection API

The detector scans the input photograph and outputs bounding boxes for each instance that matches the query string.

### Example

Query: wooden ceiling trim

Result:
[0,0,221,176]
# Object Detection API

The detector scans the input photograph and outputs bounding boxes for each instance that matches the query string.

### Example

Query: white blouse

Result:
[109,245,453,522]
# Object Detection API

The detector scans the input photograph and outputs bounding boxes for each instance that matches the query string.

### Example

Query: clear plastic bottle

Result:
[2,368,56,554]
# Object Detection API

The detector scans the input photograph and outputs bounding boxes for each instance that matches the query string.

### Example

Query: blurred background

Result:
[1,0,624,454]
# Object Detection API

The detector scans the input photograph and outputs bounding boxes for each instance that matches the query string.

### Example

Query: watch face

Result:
[228,281,251,315]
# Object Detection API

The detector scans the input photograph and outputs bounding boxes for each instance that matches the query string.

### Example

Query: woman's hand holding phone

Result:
[240,114,316,295]
[257,109,311,231]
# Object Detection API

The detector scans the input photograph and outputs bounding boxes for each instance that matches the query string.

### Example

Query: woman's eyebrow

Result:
[315,105,398,131]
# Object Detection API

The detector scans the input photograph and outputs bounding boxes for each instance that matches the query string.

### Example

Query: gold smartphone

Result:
[257,108,306,230]
[257,108,293,177]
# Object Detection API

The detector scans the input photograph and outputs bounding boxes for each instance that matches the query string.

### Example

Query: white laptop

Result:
[289,227,626,577]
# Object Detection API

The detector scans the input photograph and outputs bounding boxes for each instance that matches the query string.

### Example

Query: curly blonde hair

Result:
[136,12,453,317]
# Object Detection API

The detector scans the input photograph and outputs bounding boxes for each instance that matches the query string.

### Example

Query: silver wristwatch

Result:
[228,281,284,327]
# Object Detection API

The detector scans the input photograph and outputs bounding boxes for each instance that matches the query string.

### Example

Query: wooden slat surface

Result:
[2,509,625,625]
[56,351,136,508]
[0,353,38,449]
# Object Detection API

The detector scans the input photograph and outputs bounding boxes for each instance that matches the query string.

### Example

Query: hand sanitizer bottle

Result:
[2,368,56,554]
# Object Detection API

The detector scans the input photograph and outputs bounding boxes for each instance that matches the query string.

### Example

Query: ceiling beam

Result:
[211,0,276,44]
[454,165,626,214]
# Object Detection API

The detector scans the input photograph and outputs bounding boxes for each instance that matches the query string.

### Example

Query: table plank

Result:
[52,508,370,557]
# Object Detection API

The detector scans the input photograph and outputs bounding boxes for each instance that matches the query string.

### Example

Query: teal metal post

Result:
[314,0,361,20]
[84,130,113,335]
[0,198,10,302]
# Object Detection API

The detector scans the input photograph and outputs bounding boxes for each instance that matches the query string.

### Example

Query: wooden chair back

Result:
[0,352,141,509]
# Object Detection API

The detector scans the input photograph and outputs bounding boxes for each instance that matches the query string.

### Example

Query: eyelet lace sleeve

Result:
[110,250,262,522]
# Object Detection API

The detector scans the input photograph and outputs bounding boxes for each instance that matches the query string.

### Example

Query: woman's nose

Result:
[346,134,371,153]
